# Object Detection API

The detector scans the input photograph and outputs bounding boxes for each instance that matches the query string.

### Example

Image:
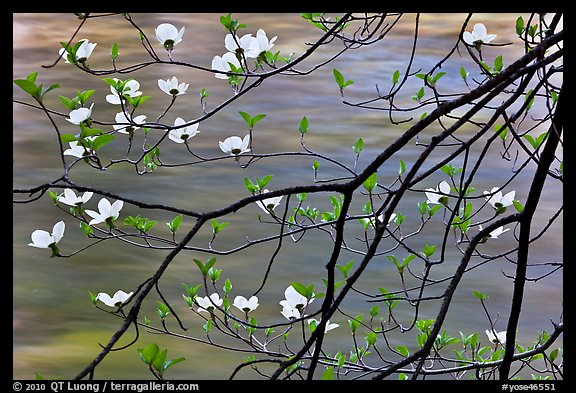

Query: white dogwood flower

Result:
[479,224,510,239]
[486,329,507,345]
[254,29,277,56]
[85,198,124,226]
[155,23,185,50]
[113,112,147,134]
[168,118,200,144]
[59,38,97,63]
[158,76,189,97]
[225,33,259,59]
[256,189,283,214]
[281,305,300,320]
[425,181,451,205]
[307,318,339,333]
[58,189,93,207]
[484,187,515,211]
[280,285,314,312]
[63,137,96,158]
[219,135,250,156]
[196,293,223,313]
[28,221,65,249]
[66,103,94,125]
[233,295,259,313]
[211,52,242,79]
[463,23,497,46]
[106,79,142,105]
[96,290,133,308]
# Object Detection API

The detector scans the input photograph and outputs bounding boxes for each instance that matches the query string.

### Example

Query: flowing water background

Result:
[13,13,563,380]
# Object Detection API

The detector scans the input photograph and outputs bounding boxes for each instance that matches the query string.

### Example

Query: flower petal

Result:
[29,230,52,248]
[52,221,65,244]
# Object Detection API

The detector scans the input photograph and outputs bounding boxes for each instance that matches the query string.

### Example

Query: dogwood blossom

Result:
[484,187,515,210]
[463,23,497,46]
[486,329,507,345]
[361,212,397,228]
[478,224,510,239]
[280,285,314,311]
[155,23,185,50]
[66,103,94,125]
[253,29,277,56]
[96,290,133,308]
[106,79,142,105]
[211,52,242,79]
[233,295,259,313]
[57,188,93,207]
[307,318,339,333]
[219,135,250,155]
[168,118,200,144]
[85,198,124,226]
[113,112,147,134]
[281,305,300,320]
[63,137,96,158]
[225,33,259,59]
[158,76,189,97]
[425,181,451,205]
[28,221,65,249]
[59,38,97,63]
[196,293,223,313]
[256,189,283,214]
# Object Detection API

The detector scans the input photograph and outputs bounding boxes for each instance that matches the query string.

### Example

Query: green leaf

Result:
[223,278,233,294]
[550,348,559,363]
[59,95,77,110]
[472,290,489,301]
[298,116,309,135]
[422,243,436,258]
[26,71,38,83]
[396,345,409,357]
[493,55,503,73]
[60,134,78,143]
[80,221,93,236]
[91,134,115,151]
[369,305,379,318]
[494,124,508,141]
[363,172,377,193]
[203,319,213,334]
[167,214,183,233]
[460,66,469,80]
[14,79,39,98]
[365,331,378,347]
[392,70,400,85]
[111,42,119,60]
[239,111,252,127]
[513,200,524,213]
[321,367,335,380]
[333,68,345,88]
[138,343,160,365]
[348,314,363,334]
[312,160,320,171]
[244,177,258,194]
[163,357,185,372]
[194,259,207,276]
[290,282,309,298]
[399,159,406,176]
[353,138,364,155]
[297,192,307,203]
[336,260,354,278]
[516,16,525,36]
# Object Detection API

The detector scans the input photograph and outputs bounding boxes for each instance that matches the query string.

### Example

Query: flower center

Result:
[266,203,275,210]
[231,148,241,155]
[170,88,180,95]
[180,134,189,141]
[163,39,175,51]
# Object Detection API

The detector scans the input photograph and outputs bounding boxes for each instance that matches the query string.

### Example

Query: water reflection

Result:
[13,13,562,379]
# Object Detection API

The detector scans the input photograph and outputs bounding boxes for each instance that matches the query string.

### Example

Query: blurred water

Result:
[13,13,562,380]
